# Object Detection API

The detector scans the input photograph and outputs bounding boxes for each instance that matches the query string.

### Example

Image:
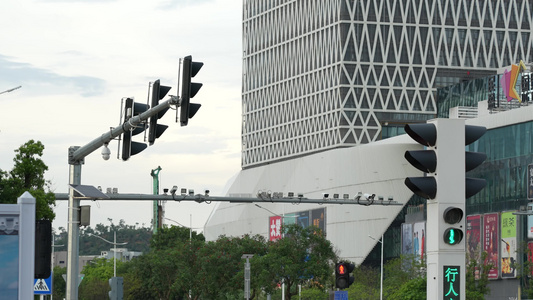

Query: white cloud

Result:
[0,0,242,232]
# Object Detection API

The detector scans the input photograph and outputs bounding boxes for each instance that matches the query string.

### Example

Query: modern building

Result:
[205,1,533,298]
[241,0,532,168]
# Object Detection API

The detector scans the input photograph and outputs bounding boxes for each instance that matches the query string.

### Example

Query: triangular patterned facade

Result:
[242,0,533,168]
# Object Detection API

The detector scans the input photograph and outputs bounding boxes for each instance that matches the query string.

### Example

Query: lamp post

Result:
[88,232,127,277]
[368,234,383,300]
[0,85,21,95]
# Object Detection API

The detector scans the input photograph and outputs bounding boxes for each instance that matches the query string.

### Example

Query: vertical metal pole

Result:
[380,234,383,300]
[114,231,117,278]
[151,167,162,233]
[66,162,81,300]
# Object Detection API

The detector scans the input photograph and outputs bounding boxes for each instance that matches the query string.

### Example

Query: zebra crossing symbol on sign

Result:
[34,276,52,295]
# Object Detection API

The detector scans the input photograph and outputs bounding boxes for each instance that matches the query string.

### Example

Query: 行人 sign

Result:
[443,266,460,300]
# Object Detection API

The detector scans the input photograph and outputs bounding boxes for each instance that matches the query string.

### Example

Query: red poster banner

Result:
[483,213,500,279]
[269,216,282,241]
[467,215,482,261]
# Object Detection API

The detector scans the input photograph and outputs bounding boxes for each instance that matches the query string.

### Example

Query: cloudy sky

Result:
[0,0,243,232]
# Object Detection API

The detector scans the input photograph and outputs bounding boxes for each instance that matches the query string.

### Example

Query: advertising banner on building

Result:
[483,213,500,279]
[528,203,533,239]
[467,215,482,262]
[501,211,517,278]
[528,164,533,200]
[310,208,325,233]
[269,216,282,241]
[413,222,425,260]
[402,223,413,255]
[269,208,326,241]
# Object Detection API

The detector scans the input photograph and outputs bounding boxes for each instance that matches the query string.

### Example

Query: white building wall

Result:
[205,134,422,264]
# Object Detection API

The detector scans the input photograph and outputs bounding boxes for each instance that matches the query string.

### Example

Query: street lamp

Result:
[88,232,127,277]
[0,85,21,95]
[368,234,384,300]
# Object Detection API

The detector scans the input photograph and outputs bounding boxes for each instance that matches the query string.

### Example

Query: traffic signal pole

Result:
[65,96,179,300]
[404,119,486,300]
[425,119,466,300]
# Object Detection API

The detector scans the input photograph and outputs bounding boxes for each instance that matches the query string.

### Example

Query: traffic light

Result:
[443,207,464,245]
[109,276,123,300]
[464,125,487,198]
[121,98,148,161]
[404,119,486,299]
[148,79,172,145]
[180,55,203,126]
[335,262,354,289]
[35,220,52,279]
[404,123,437,199]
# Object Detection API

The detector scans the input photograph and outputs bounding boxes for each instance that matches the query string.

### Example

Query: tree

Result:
[383,254,426,299]
[465,251,492,299]
[150,225,205,250]
[52,266,66,300]
[196,234,268,299]
[346,264,380,299]
[389,276,426,300]
[257,224,337,300]
[0,140,55,220]
[124,225,206,300]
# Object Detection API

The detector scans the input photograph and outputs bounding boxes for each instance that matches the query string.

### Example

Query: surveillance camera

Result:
[169,186,178,195]
[322,193,329,198]
[101,145,111,161]
[163,188,169,194]
[363,193,375,200]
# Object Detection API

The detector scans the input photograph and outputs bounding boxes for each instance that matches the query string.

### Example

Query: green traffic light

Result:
[444,228,463,245]
[448,229,456,244]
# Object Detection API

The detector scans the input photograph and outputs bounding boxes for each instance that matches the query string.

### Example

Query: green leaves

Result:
[0,139,55,220]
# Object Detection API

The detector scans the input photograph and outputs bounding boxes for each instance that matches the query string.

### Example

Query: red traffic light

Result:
[337,264,346,275]
[335,262,355,289]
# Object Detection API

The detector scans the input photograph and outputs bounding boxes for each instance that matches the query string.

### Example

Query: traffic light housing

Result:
[35,220,52,279]
[464,125,487,198]
[443,207,464,245]
[148,79,171,145]
[180,55,203,126]
[404,123,437,199]
[335,262,354,289]
[404,119,486,300]
[121,98,148,161]
[109,276,123,300]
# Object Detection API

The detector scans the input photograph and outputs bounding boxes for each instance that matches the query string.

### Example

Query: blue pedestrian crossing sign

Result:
[334,290,348,300]
[34,274,52,295]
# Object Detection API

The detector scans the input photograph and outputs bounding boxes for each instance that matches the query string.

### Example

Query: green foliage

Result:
[119,223,336,300]
[52,266,66,300]
[79,278,110,300]
[78,257,125,300]
[54,221,153,255]
[346,264,380,299]
[465,251,492,299]
[257,224,337,299]
[383,254,425,298]
[197,234,268,299]
[150,225,205,250]
[0,140,55,220]
[300,287,329,299]
[389,276,426,300]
